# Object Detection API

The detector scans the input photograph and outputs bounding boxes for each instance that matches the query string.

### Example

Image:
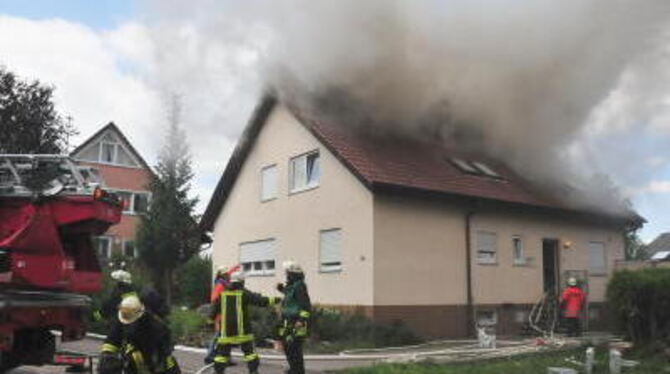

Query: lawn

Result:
[339,346,669,374]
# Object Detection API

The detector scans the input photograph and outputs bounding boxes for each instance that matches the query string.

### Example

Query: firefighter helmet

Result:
[567,277,577,286]
[118,295,145,324]
[282,260,303,274]
[216,266,228,277]
[230,270,245,283]
[110,269,132,284]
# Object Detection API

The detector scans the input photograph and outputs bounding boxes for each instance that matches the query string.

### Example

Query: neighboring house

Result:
[646,233,670,261]
[70,122,152,262]
[200,95,640,338]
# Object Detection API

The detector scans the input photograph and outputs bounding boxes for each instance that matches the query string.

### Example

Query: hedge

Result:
[606,268,670,344]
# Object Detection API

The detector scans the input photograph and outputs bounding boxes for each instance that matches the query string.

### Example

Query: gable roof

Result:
[200,94,640,231]
[646,233,670,258]
[70,122,152,170]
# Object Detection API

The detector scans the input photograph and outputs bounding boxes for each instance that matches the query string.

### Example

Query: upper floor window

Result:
[111,190,151,214]
[261,165,277,201]
[290,151,320,193]
[589,241,606,275]
[476,231,497,264]
[76,131,140,168]
[124,240,137,258]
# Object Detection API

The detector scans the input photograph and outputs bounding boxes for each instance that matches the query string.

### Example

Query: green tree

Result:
[136,97,200,306]
[624,229,647,260]
[175,254,212,308]
[0,67,77,153]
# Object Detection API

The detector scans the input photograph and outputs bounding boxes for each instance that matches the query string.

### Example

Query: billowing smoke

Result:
[145,0,670,214]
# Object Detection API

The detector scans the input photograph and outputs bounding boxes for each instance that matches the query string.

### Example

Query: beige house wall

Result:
[373,194,468,306]
[211,105,375,306]
[470,209,624,304]
[372,197,625,307]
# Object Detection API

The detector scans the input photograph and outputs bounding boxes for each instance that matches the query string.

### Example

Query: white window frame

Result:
[512,235,526,265]
[239,239,276,277]
[108,189,151,215]
[589,241,607,276]
[123,240,137,258]
[319,228,343,273]
[289,150,320,193]
[260,164,278,202]
[476,309,498,327]
[476,231,498,265]
[95,236,112,260]
[93,134,140,168]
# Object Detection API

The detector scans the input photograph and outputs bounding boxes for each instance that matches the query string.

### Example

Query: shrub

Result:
[168,307,209,346]
[174,255,212,308]
[607,268,670,344]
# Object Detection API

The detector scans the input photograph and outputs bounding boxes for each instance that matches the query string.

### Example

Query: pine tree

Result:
[136,96,200,306]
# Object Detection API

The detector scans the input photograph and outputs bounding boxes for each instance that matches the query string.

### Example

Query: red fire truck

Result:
[0,155,122,370]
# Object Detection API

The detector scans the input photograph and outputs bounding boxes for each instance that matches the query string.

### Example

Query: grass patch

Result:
[339,346,670,374]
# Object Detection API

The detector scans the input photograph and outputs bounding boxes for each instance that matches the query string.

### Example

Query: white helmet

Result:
[230,270,245,283]
[282,260,303,274]
[111,270,132,284]
[216,266,229,277]
[118,295,145,324]
[567,277,577,286]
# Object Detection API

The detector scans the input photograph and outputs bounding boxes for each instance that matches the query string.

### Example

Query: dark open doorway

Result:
[542,239,560,294]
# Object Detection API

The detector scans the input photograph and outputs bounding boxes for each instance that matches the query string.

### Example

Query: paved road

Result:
[7,338,376,374]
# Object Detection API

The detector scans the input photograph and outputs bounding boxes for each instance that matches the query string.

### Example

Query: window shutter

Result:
[320,229,342,269]
[240,239,276,263]
[589,242,606,273]
[476,231,497,263]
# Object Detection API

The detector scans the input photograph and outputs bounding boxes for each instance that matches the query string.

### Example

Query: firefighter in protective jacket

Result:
[276,260,312,374]
[99,295,180,374]
[560,277,586,337]
[209,270,280,374]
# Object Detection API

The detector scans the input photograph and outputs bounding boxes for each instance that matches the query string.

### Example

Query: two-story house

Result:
[71,122,152,262]
[200,95,640,338]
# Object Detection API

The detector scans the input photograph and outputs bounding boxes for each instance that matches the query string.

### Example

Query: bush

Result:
[174,255,212,308]
[168,307,209,346]
[607,268,670,344]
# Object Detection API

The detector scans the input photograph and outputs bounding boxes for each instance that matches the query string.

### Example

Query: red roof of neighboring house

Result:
[200,94,638,231]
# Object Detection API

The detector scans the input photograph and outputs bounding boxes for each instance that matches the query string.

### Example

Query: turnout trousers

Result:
[213,341,259,374]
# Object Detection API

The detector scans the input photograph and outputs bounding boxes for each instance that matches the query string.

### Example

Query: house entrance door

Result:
[542,239,560,294]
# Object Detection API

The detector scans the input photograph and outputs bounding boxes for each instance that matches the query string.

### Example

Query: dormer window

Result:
[450,158,502,179]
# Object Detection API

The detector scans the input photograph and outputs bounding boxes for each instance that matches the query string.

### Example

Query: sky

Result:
[0,0,669,243]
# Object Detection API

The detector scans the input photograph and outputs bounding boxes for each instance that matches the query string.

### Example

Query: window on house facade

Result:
[74,131,139,167]
[93,236,112,259]
[290,151,320,193]
[124,240,137,258]
[589,241,606,275]
[476,309,498,326]
[261,165,277,201]
[320,229,342,272]
[476,231,497,264]
[512,235,525,265]
[108,190,150,214]
[240,239,276,276]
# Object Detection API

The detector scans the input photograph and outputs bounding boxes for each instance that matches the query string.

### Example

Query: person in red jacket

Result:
[560,277,586,337]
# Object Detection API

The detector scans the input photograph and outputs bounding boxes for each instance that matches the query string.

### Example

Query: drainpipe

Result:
[465,210,475,337]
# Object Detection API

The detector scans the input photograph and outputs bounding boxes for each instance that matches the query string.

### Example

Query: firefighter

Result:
[276,261,312,374]
[99,295,180,374]
[97,270,138,322]
[560,277,586,337]
[204,265,239,364]
[209,270,280,374]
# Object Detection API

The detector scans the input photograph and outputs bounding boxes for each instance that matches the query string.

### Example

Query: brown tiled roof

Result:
[200,94,638,231]
[301,113,562,210]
